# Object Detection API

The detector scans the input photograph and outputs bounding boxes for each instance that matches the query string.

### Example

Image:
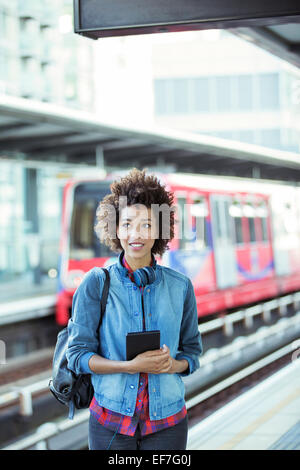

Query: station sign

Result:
[73,0,300,39]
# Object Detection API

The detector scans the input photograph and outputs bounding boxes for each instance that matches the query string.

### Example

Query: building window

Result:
[173,78,189,114]
[154,72,280,116]
[258,73,279,109]
[215,76,232,111]
[192,77,210,112]
[154,79,171,115]
[237,74,253,110]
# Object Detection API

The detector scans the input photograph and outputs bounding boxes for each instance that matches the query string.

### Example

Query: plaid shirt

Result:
[89,255,187,436]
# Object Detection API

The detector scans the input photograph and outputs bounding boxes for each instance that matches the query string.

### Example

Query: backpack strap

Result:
[96,268,110,333]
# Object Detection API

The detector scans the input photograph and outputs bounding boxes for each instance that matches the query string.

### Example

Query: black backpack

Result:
[49,268,110,419]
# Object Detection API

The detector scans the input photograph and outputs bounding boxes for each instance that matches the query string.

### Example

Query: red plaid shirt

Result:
[89,255,187,436]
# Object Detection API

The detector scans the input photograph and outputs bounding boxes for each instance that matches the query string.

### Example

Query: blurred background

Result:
[0,0,300,450]
[0,0,300,297]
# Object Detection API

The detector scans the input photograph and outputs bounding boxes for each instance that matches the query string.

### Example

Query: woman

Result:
[67,168,202,450]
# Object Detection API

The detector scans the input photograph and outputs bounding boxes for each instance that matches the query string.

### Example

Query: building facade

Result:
[0,0,96,294]
[151,31,300,153]
[0,0,94,110]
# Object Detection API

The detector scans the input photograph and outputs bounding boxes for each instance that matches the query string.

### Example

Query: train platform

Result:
[187,358,300,450]
[0,275,56,303]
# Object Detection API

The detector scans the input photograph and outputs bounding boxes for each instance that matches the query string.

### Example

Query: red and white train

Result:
[56,172,300,325]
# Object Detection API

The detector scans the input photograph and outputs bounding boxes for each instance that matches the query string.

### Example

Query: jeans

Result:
[88,413,188,450]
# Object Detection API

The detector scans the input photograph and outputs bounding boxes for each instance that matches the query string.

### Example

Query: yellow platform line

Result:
[218,388,300,450]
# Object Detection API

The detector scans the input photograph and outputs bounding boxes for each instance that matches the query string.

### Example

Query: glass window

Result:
[192,77,210,112]
[256,201,269,241]
[212,197,234,242]
[177,196,189,250]
[260,129,281,149]
[173,78,189,114]
[249,217,256,242]
[216,76,232,111]
[229,201,244,244]
[70,183,112,260]
[154,79,168,115]
[237,130,255,144]
[258,73,279,109]
[237,75,253,110]
[256,214,269,241]
[190,197,208,250]
[0,163,26,282]
[38,169,62,272]
[261,217,269,241]
[234,217,243,244]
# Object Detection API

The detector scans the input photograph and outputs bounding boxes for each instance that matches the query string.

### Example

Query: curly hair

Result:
[94,168,175,256]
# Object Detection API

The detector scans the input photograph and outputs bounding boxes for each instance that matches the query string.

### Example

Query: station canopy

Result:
[0,94,300,182]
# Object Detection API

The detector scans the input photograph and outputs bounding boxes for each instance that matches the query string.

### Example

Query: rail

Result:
[198,291,300,336]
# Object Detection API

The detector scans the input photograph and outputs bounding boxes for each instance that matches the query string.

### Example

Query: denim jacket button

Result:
[130,384,134,389]
[134,311,139,316]
[126,408,131,413]
[133,286,137,290]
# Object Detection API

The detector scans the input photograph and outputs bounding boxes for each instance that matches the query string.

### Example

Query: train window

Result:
[248,217,256,242]
[255,217,269,242]
[257,201,269,241]
[261,218,268,241]
[234,217,243,244]
[212,199,222,241]
[190,197,208,250]
[176,196,189,250]
[243,202,257,243]
[229,201,243,244]
[70,183,111,259]
[212,196,235,243]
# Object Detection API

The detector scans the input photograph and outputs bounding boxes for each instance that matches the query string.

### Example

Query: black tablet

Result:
[126,330,160,361]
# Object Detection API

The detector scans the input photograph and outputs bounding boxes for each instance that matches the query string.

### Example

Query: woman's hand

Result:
[128,344,188,375]
[128,346,172,374]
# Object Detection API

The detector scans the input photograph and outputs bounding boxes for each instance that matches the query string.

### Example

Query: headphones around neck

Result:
[132,266,156,287]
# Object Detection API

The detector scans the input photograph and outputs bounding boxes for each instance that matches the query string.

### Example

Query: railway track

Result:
[186,340,300,428]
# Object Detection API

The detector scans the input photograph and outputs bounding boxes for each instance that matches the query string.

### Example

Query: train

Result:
[56,172,300,325]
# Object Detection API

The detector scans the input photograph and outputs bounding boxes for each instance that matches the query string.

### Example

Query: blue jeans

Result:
[88,413,188,450]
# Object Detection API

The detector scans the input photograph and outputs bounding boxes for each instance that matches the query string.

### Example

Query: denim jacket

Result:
[66,252,202,421]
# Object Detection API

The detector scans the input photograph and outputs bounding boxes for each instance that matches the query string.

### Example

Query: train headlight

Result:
[65,270,85,289]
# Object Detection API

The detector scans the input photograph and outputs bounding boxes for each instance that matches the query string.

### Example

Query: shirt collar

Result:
[122,252,154,274]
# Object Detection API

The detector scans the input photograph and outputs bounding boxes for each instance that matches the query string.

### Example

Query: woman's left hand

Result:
[159,345,175,373]
[160,345,188,374]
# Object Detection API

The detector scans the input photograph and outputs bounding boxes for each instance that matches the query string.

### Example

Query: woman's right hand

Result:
[128,347,172,374]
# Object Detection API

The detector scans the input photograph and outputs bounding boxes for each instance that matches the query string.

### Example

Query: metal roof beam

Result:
[0,122,33,133]
[27,137,121,155]
[0,132,81,151]
[231,25,300,68]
